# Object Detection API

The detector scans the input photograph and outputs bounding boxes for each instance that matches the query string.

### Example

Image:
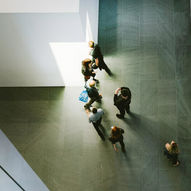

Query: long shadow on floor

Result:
[119,112,191,190]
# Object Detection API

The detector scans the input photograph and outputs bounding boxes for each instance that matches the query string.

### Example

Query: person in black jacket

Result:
[89,41,112,76]
[84,80,102,110]
[109,126,125,152]
[81,58,98,83]
[114,87,131,119]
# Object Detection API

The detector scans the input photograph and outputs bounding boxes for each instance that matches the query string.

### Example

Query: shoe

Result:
[93,79,99,83]
[116,114,124,119]
[84,105,90,110]
[173,161,180,167]
[121,147,126,153]
[96,99,102,103]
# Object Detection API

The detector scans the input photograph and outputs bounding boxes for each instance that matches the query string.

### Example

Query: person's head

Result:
[92,107,97,113]
[111,126,120,136]
[169,141,178,154]
[121,89,129,100]
[82,58,91,67]
[89,80,96,87]
[121,89,128,98]
[89,41,94,48]
[111,126,117,131]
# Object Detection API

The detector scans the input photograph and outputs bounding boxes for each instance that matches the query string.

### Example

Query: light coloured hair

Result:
[82,58,91,66]
[89,41,94,48]
[89,80,96,87]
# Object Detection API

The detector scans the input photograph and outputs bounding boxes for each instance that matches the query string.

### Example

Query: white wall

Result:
[0,130,49,191]
[0,0,79,13]
[0,0,99,87]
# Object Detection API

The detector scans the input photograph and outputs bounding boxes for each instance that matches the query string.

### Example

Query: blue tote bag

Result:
[79,90,88,103]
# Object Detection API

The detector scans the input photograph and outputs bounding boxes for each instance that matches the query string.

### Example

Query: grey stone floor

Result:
[0,0,191,190]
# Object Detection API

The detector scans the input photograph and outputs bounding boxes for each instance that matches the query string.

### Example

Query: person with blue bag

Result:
[84,80,102,110]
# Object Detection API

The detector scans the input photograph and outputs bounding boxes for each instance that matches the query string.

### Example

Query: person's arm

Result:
[115,88,121,95]
[95,58,99,66]
[165,143,170,151]
[121,87,131,99]
[113,94,118,105]
[85,109,90,115]
[86,110,93,123]
[120,128,124,134]
[113,144,118,152]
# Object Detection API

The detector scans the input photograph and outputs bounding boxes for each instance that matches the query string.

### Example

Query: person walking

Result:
[86,107,105,141]
[114,87,131,119]
[109,126,125,152]
[88,41,112,76]
[84,80,102,110]
[164,140,180,166]
[81,58,99,83]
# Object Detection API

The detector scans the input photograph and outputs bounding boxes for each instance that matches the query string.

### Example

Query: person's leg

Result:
[84,75,90,82]
[92,122,105,141]
[172,154,179,166]
[92,77,99,83]
[116,106,125,119]
[119,139,125,152]
[84,97,96,109]
[164,149,171,160]
[99,59,112,75]
[95,95,102,103]
[97,117,102,126]
[91,73,98,82]
[125,104,130,113]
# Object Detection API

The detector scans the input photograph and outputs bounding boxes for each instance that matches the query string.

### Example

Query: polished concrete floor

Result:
[1,0,191,191]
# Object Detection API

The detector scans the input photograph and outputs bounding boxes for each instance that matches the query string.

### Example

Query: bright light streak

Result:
[49,12,95,87]
[86,12,93,42]
[49,42,91,86]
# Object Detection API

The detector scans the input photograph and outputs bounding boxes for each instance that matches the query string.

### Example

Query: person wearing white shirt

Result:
[86,107,105,141]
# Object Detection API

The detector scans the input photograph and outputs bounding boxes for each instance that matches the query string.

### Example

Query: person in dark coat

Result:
[81,58,98,83]
[89,41,112,76]
[109,126,125,152]
[84,80,102,110]
[114,87,131,119]
[164,141,180,166]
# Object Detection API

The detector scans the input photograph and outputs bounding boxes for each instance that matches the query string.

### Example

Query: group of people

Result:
[81,41,180,165]
[81,41,111,84]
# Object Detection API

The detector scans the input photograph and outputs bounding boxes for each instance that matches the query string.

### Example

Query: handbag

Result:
[79,90,88,102]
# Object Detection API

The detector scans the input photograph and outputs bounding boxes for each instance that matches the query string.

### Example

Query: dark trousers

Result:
[99,59,111,75]
[116,104,130,117]
[92,118,105,140]
[118,138,125,150]
[84,96,102,109]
